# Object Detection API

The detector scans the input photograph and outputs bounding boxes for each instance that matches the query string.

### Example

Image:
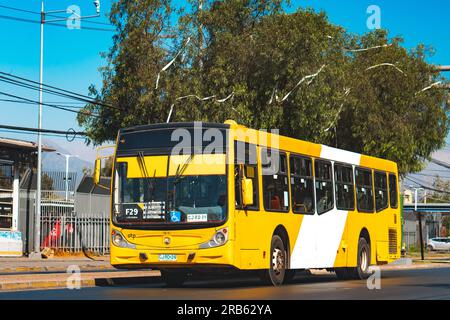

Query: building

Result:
[75,175,111,216]
[0,137,54,256]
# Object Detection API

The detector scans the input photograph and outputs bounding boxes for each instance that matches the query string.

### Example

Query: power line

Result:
[0,13,115,32]
[0,72,95,101]
[0,76,98,105]
[45,21,115,32]
[0,91,100,118]
[0,4,114,27]
[0,71,120,111]
[404,176,450,195]
[45,13,113,27]
[0,13,40,24]
[0,4,39,15]
[422,169,450,172]
[0,99,86,108]
[412,172,450,178]
[430,158,450,170]
[0,128,85,140]
[0,124,86,136]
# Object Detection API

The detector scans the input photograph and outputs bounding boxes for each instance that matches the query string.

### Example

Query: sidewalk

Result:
[0,256,113,274]
[0,256,161,291]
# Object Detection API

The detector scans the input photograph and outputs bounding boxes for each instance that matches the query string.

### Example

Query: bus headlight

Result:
[111,229,136,249]
[199,228,228,249]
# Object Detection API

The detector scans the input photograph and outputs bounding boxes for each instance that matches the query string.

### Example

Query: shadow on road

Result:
[96,270,343,290]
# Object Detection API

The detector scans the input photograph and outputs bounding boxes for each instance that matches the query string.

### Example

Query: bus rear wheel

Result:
[259,235,286,286]
[160,269,188,287]
[335,237,371,280]
[349,237,371,280]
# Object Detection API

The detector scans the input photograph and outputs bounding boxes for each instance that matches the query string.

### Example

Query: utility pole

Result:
[34,0,44,257]
[410,186,425,261]
[33,1,101,256]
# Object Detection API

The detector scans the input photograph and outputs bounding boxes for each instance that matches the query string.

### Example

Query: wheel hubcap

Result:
[272,248,285,275]
[360,248,368,271]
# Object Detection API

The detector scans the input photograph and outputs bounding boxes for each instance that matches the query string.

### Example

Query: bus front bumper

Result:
[110,243,235,269]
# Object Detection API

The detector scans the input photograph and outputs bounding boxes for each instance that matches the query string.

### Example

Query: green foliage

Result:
[42,173,54,191]
[78,0,449,175]
[430,176,450,203]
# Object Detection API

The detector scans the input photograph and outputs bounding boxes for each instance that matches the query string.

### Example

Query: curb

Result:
[0,279,97,291]
[0,271,161,292]
[0,265,113,274]
[0,276,162,292]
[381,262,450,270]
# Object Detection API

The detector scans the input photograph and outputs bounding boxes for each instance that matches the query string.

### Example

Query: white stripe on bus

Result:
[290,146,361,269]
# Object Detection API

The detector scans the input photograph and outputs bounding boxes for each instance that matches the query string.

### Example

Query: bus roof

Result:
[118,120,397,172]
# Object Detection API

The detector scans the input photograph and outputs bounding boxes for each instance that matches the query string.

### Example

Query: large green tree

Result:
[78,0,449,175]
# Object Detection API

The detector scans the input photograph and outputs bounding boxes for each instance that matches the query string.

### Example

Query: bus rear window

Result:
[389,173,398,208]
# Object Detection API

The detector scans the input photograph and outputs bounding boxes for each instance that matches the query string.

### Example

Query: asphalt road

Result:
[1,267,449,300]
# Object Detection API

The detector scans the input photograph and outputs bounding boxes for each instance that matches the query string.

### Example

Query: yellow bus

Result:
[95,120,400,286]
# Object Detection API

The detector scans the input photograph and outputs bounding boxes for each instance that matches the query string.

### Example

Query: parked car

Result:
[427,237,450,251]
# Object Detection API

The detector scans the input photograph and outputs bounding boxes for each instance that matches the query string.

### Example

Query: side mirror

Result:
[241,177,254,206]
[93,158,101,185]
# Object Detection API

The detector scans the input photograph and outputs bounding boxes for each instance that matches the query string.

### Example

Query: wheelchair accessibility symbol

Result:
[170,211,181,222]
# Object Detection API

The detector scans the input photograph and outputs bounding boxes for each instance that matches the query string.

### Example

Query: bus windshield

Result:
[114,168,228,225]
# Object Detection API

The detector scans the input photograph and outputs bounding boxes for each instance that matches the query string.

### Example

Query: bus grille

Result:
[389,228,397,254]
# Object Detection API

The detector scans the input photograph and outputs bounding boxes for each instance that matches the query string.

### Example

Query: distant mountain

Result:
[42,138,95,188]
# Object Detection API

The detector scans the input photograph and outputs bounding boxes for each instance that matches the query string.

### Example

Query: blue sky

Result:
[0,0,449,154]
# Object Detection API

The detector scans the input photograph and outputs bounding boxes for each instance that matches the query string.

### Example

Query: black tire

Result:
[283,269,297,284]
[259,235,287,286]
[427,245,433,251]
[334,267,350,280]
[347,237,371,280]
[160,269,188,287]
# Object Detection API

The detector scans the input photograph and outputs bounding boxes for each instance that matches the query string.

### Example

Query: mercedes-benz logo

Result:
[164,237,171,245]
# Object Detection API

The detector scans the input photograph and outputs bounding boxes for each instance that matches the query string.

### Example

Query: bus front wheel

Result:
[259,235,286,286]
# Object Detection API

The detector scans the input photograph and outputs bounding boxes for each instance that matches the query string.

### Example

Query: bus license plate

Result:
[158,254,177,262]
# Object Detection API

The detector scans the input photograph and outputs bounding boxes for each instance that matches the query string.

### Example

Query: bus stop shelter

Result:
[0,137,54,256]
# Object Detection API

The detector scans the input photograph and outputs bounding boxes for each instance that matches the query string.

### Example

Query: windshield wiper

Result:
[173,153,194,185]
[137,151,157,201]
[137,151,149,177]
[168,154,194,218]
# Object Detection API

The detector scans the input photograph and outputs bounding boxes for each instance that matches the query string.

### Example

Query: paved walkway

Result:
[0,256,112,273]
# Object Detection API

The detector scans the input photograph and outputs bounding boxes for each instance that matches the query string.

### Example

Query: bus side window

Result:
[389,173,398,208]
[375,171,388,212]
[315,160,334,214]
[234,141,259,210]
[334,164,355,211]
[355,168,374,213]
[290,155,314,214]
[261,149,289,212]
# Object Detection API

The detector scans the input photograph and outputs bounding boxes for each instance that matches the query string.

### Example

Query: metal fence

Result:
[39,191,110,255]
[403,231,417,250]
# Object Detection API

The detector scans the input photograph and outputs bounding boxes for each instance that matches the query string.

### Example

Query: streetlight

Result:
[56,153,78,201]
[34,1,101,256]
[408,185,424,211]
